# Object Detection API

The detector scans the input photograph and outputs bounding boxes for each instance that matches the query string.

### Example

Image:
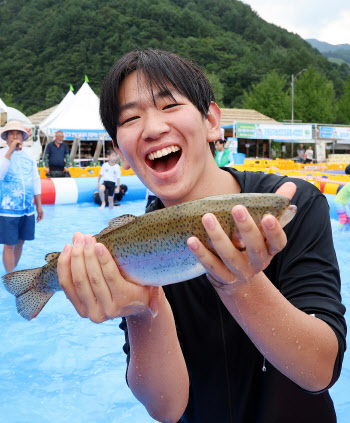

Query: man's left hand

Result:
[187,182,297,292]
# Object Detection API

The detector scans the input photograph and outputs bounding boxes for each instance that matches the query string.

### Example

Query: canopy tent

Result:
[0,98,32,126]
[0,99,42,160]
[39,82,110,141]
[39,90,74,130]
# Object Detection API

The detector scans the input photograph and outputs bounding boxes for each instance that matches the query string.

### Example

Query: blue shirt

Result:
[45,142,69,167]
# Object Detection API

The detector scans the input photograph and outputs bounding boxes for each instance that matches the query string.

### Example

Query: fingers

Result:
[58,242,87,318]
[188,204,288,287]
[275,182,297,200]
[92,242,123,299]
[58,232,152,322]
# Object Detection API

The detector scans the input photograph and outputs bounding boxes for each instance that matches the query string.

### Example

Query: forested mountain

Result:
[1,0,349,122]
[306,39,350,66]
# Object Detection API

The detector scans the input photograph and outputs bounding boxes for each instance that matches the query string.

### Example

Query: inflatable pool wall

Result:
[41,175,147,204]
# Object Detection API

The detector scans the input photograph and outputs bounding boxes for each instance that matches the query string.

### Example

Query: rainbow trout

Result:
[2,193,296,320]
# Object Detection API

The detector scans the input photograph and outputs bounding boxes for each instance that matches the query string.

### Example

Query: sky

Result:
[241,0,350,45]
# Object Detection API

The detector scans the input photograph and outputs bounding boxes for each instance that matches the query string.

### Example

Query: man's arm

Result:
[57,235,189,422]
[34,194,44,222]
[187,182,339,392]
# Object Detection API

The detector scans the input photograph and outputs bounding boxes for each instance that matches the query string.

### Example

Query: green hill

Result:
[0,0,348,115]
[306,39,350,66]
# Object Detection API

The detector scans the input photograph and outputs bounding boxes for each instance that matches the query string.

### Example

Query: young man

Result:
[96,150,121,209]
[0,120,43,272]
[57,49,346,423]
[44,130,71,177]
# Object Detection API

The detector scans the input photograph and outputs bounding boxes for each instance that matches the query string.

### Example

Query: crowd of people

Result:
[0,48,348,423]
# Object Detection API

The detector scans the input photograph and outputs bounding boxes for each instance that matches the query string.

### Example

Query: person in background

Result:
[334,182,350,229]
[214,139,231,167]
[304,146,314,163]
[44,130,71,177]
[97,150,121,209]
[145,188,157,210]
[0,120,43,272]
[297,143,305,163]
[57,49,346,423]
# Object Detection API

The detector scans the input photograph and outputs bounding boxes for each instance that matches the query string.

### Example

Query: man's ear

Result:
[114,146,131,170]
[206,102,221,143]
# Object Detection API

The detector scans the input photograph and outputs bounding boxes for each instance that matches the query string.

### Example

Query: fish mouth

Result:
[145,145,182,173]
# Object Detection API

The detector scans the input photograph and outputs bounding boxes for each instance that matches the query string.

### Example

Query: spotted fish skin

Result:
[1,193,297,320]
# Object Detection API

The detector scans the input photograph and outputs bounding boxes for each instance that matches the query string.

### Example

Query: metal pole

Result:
[291,74,294,159]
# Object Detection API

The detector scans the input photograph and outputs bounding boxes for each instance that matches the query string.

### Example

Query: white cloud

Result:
[241,0,350,44]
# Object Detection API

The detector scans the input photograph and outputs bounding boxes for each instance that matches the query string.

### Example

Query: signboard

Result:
[226,137,238,154]
[315,140,326,163]
[236,123,256,138]
[236,123,312,140]
[48,128,111,141]
[319,126,350,140]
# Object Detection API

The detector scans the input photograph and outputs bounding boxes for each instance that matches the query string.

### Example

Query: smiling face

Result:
[115,71,224,206]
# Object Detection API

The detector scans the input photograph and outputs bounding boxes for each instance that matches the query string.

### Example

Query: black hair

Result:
[215,139,226,145]
[107,149,118,156]
[100,48,216,157]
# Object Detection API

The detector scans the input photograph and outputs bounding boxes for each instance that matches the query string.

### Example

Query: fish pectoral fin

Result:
[97,214,137,236]
[279,205,297,228]
[45,252,60,262]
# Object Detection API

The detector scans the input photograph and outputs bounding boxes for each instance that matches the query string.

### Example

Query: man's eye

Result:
[120,116,139,125]
[163,103,179,110]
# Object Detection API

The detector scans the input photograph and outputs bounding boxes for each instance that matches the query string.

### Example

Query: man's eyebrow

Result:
[119,90,177,114]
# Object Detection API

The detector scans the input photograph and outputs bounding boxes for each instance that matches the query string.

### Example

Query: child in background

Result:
[97,150,121,209]
[335,182,350,228]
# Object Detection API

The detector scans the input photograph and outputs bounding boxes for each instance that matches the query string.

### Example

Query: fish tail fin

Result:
[2,267,54,320]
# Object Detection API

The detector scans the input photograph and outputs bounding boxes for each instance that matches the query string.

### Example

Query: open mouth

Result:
[146,145,182,173]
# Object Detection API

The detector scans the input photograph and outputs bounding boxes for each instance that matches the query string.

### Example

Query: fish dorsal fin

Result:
[45,252,60,262]
[97,214,137,236]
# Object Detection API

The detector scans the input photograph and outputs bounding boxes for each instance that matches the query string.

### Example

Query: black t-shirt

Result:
[120,169,347,423]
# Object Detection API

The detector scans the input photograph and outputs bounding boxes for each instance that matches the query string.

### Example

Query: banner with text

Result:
[48,128,111,141]
[319,126,350,140]
[235,123,313,140]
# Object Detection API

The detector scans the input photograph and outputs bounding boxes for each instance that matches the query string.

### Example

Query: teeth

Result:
[148,145,180,160]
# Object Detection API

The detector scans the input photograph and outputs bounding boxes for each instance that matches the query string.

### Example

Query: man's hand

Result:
[187,182,297,292]
[57,233,159,322]
[36,205,44,222]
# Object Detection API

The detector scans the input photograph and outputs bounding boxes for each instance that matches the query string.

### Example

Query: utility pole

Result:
[291,69,308,159]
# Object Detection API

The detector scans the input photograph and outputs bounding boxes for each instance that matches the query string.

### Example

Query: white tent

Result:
[40,82,110,141]
[0,98,32,125]
[0,99,42,160]
[39,90,75,130]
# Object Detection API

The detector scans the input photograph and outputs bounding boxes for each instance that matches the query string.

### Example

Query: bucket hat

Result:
[0,120,30,141]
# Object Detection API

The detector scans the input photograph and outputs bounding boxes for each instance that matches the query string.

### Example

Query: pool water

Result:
[0,199,349,423]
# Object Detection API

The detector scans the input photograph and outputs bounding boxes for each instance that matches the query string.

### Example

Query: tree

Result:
[337,75,350,124]
[242,71,290,121]
[206,72,224,107]
[292,66,337,124]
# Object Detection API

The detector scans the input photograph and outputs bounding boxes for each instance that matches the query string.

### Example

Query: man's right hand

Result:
[45,168,50,174]
[57,233,159,322]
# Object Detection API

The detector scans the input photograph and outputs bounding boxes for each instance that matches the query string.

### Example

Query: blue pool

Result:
[0,197,349,423]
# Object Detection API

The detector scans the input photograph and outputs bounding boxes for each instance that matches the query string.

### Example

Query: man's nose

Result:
[142,111,170,140]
